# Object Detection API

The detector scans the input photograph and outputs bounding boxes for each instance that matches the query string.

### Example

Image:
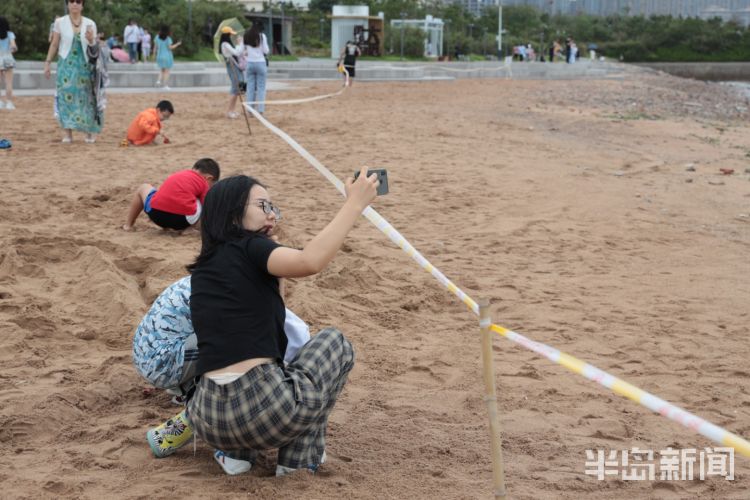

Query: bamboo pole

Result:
[479,299,507,499]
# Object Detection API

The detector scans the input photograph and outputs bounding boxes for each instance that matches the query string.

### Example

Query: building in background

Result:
[453,0,750,24]
[330,5,385,59]
[209,0,296,54]
[390,15,445,57]
[245,12,295,55]
[231,0,310,11]
[456,0,500,17]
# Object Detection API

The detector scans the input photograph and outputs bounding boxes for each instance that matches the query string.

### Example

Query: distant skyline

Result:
[455,0,750,19]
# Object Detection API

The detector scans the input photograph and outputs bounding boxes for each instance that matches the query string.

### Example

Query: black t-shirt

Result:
[343,44,357,67]
[191,235,287,375]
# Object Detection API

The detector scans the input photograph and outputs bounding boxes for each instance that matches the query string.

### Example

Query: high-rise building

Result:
[455,0,750,23]
[456,0,500,16]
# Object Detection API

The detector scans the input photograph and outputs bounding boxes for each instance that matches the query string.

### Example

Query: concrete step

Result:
[10,59,638,90]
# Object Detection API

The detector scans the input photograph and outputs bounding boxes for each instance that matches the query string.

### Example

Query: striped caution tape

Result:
[244,68,349,107]
[244,84,347,106]
[490,324,750,459]
[242,104,750,459]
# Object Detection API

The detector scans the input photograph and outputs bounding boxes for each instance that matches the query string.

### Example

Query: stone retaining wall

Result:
[634,62,750,82]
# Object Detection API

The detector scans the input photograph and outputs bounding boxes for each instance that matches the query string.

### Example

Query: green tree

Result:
[5,0,244,58]
[385,24,427,58]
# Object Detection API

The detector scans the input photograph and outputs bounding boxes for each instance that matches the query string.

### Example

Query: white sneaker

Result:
[227,111,239,119]
[5,101,15,110]
[213,450,252,475]
[275,450,325,477]
[155,80,162,87]
[163,85,171,91]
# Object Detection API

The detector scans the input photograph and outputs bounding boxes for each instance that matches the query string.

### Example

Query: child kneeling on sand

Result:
[126,100,173,145]
[122,158,219,232]
[133,275,311,475]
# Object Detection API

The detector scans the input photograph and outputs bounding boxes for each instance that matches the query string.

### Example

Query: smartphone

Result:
[354,168,389,196]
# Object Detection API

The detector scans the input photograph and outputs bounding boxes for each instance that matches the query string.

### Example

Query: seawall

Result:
[633,62,750,82]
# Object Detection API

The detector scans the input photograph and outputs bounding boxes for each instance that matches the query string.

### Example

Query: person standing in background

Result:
[337,40,360,87]
[219,27,244,119]
[137,25,144,62]
[0,16,18,110]
[98,32,111,65]
[124,19,140,63]
[141,28,152,62]
[243,24,269,115]
[154,25,180,89]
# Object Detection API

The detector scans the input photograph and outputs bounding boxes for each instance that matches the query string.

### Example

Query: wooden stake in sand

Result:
[229,63,252,136]
[478,299,507,499]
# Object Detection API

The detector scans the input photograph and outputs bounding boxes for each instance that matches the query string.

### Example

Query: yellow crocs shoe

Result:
[146,409,193,458]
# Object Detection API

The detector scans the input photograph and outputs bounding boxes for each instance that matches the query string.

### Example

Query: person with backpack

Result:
[219,26,245,119]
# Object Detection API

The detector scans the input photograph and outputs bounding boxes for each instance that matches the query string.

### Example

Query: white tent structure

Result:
[390,15,444,58]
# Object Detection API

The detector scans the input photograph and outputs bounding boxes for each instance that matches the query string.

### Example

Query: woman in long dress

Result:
[43,0,102,144]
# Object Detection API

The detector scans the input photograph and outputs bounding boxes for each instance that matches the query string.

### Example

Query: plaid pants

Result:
[186,327,354,469]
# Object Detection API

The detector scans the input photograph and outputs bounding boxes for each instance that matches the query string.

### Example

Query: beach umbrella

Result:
[213,18,245,63]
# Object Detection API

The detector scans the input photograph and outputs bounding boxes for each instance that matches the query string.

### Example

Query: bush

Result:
[385,25,429,58]
[5,0,245,59]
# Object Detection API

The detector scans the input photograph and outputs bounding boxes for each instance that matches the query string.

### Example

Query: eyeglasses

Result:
[68,0,84,4]
[255,200,282,220]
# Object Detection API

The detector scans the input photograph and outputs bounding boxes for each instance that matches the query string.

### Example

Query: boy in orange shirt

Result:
[126,100,174,145]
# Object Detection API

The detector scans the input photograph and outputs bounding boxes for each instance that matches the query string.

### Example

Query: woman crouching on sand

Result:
[186,168,379,475]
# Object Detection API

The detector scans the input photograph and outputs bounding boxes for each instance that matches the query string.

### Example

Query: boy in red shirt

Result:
[122,158,220,232]
[126,100,174,146]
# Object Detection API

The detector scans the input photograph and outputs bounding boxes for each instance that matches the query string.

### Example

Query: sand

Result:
[1,72,749,499]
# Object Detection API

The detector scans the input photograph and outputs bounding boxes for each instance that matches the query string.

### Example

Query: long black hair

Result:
[219,32,234,48]
[0,17,9,41]
[244,25,261,48]
[188,175,265,272]
[158,25,170,40]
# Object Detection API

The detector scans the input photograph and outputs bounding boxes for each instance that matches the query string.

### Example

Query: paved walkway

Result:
[10,58,641,94]
[13,82,293,97]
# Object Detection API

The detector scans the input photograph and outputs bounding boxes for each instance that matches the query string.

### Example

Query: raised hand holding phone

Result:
[353,168,389,196]
[345,166,379,212]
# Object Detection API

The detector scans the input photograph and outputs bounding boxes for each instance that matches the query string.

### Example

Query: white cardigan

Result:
[54,15,97,60]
